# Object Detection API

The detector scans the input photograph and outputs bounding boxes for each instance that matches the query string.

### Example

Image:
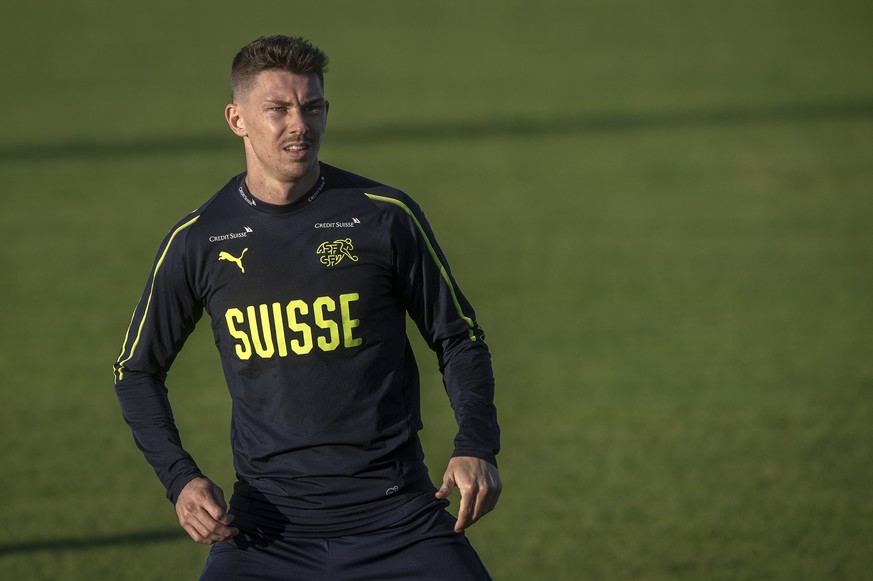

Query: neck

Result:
[244,166,321,206]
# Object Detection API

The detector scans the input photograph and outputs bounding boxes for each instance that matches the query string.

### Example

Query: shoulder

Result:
[324,164,423,219]
[156,174,243,252]
[326,164,417,206]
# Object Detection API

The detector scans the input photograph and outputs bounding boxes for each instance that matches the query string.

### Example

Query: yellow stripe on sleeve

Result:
[364,193,477,340]
[114,215,200,381]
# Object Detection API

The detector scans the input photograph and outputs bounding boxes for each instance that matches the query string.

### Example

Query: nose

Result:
[286,107,307,136]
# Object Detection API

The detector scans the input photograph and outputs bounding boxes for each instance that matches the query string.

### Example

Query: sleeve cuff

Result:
[167,471,206,505]
[451,449,498,468]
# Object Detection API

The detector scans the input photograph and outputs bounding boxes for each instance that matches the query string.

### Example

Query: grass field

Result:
[2,1,872,579]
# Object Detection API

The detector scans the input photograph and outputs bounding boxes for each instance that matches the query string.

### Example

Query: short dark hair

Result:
[231,35,329,101]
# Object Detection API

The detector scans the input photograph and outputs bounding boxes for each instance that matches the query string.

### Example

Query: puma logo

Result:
[218,248,248,273]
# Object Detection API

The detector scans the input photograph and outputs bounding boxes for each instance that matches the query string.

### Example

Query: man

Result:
[114,35,501,580]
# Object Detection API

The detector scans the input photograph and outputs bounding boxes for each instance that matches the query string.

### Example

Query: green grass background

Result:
[2,1,872,579]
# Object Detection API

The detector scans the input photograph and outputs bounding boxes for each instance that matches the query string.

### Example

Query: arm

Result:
[113,215,235,542]
[383,193,502,530]
[114,216,204,502]
[116,374,236,543]
[433,330,502,532]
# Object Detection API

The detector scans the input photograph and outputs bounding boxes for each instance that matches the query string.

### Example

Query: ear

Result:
[225,103,247,136]
[323,100,330,131]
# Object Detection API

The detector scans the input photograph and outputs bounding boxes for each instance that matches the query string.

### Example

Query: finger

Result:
[479,480,501,518]
[470,487,488,525]
[208,483,229,514]
[215,513,240,538]
[199,509,239,540]
[204,500,229,523]
[454,484,478,532]
[435,474,456,500]
[198,485,239,535]
[481,492,498,519]
[186,506,237,543]
[181,512,218,544]
[181,522,208,544]
[471,483,497,528]
[464,476,502,530]
[189,521,234,544]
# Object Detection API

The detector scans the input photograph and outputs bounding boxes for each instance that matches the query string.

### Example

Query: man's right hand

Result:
[175,477,239,544]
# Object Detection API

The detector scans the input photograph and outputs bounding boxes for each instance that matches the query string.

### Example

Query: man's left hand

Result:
[435,456,502,533]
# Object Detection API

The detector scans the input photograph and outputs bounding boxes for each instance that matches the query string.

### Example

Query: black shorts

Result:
[199,500,492,581]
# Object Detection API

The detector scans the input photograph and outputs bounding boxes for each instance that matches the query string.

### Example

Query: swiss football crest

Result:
[317,238,358,267]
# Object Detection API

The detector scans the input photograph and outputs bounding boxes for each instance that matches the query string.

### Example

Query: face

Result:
[226,69,329,196]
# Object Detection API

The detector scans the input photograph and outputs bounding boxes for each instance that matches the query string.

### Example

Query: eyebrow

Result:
[264,97,326,107]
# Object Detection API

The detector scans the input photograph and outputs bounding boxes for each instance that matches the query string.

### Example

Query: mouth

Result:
[280,141,313,160]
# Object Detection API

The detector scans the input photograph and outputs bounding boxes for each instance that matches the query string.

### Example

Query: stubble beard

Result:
[245,138,321,196]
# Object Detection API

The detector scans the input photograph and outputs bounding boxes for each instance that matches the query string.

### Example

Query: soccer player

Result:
[114,35,501,580]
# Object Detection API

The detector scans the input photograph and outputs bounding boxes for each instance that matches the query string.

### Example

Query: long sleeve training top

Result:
[114,163,499,536]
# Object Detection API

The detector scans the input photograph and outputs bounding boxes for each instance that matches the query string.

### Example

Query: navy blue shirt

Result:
[114,163,499,536]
